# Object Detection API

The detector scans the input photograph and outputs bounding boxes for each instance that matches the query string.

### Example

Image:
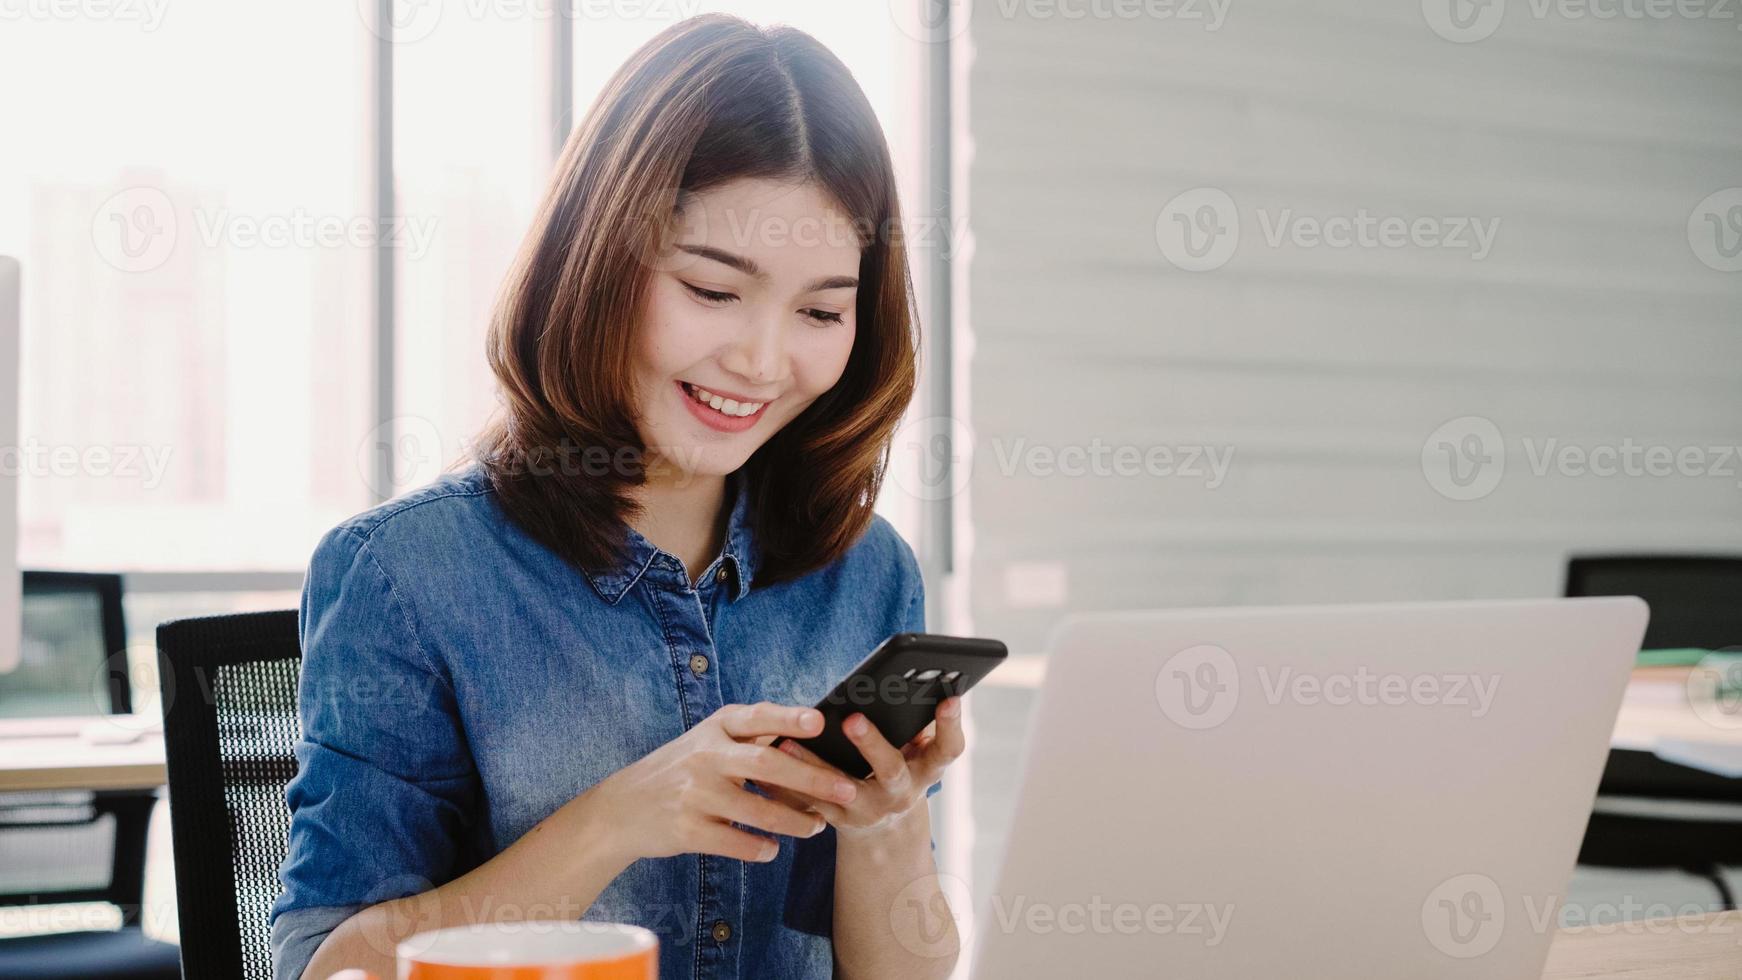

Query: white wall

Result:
[962,0,1742,657]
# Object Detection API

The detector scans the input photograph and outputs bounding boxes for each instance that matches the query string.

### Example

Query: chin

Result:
[646,431,757,484]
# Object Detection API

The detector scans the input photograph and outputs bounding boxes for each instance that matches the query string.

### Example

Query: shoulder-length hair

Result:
[471,14,918,589]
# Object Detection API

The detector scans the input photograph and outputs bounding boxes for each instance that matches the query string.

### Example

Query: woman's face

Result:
[631,178,861,481]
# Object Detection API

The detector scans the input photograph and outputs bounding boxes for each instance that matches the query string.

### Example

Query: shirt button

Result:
[716,565,732,586]
[711,919,732,943]
[689,653,710,676]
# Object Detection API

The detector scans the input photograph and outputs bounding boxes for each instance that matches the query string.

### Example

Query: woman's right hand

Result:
[586,702,861,865]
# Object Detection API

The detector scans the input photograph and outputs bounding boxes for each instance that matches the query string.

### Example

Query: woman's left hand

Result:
[754,695,964,839]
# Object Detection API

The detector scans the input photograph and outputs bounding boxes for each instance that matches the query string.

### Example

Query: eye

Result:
[682,282,737,305]
[803,308,845,326]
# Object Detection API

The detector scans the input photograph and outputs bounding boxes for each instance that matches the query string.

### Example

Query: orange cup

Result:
[330,921,658,980]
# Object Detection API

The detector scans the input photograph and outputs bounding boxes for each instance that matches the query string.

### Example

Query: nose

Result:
[719,308,784,386]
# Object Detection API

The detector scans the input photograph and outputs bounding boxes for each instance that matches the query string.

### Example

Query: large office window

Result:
[391,11,552,496]
[0,4,375,573]
[0,4,945,650]
[1,4,938,564]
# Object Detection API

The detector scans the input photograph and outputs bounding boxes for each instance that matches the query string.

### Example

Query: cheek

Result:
[636,285,712,377]
[790,325,856,396]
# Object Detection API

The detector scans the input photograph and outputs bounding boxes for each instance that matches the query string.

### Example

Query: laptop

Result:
[968,598,1648,979]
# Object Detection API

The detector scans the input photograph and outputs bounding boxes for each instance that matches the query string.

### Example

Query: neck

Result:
[629,467,731,584]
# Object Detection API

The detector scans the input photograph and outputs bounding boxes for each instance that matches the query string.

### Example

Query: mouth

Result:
[677,380,772,433]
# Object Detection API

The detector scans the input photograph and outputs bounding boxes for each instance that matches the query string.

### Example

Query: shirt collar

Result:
[582,468,758,605]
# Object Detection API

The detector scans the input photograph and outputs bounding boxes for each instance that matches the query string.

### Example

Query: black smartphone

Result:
[773,632,1008,779]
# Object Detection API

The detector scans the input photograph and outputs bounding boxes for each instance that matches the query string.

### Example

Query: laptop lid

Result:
[969,597,1646,980]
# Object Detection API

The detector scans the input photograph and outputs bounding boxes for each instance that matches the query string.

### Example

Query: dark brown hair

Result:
[472,14,919,588]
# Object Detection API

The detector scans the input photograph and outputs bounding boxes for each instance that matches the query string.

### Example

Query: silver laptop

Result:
[969,598,1647,979]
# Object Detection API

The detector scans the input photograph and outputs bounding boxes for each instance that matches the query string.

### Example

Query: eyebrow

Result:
[676,244,859,292]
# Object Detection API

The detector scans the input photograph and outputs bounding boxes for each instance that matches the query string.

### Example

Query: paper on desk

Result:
[1653,739,1742,779]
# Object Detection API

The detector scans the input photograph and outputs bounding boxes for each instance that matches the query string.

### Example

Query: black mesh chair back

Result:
[1563,554,1742,908]
[1565,555,1742,651]
[0,572,150,917]
[157,611,303,980]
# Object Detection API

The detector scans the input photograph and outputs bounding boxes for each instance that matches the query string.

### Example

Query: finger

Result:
[729,743,859,804]
[690,820,783,863]
[709,784,828,839]
[842,712,910,789]
[916,697,966,781]
[902,720,938,759]
[776,736,839,773]
[753,781,848,825]
[716,702,826,742]
[775,742,872,809]
[903,732,934,764]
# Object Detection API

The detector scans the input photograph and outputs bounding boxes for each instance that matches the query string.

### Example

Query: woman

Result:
[269,14,962,980]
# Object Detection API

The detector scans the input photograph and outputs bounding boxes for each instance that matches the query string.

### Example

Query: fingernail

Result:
[760,841,777,861]
[835,780,856,802]
[809,818,826,836]
[940,699,959,718]
[845,715,866,736]
[800,709,821,730]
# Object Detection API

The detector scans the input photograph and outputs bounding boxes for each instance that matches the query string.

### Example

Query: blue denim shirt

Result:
[268,464,935,980]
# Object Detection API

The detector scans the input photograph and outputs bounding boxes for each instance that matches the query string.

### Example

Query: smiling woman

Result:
[273,13,958,980]
[472,19,920,587]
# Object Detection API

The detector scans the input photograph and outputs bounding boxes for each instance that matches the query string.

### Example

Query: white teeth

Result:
[685,383,765,418]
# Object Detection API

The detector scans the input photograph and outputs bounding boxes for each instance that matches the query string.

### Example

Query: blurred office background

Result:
[0,0,1739,971]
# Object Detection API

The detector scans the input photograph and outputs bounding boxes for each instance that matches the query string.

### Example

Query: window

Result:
[0,2,376,572]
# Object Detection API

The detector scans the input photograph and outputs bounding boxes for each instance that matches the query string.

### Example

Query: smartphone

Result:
[773,632,1008,780]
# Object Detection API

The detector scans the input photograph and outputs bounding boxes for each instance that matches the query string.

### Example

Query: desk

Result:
[1541,911,1742,978]
[1611,667,1742,778]
[0,715,166,792]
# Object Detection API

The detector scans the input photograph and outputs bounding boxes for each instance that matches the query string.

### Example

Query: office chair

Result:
[156,610,302,980]
[1565,555,1742,909]
[0,572,180,980]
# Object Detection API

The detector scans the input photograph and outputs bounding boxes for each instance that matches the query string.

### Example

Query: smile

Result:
[683,382,767,417]
[678,381,771,433]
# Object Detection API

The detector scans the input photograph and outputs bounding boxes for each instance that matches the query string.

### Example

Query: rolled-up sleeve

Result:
[269,526,479,979]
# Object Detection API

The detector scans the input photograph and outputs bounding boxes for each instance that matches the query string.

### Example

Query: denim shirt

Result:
[268,464,935,980]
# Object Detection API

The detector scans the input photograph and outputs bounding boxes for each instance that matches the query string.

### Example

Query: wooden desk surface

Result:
[1542,912,1742,978]
[0,715,166,792]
